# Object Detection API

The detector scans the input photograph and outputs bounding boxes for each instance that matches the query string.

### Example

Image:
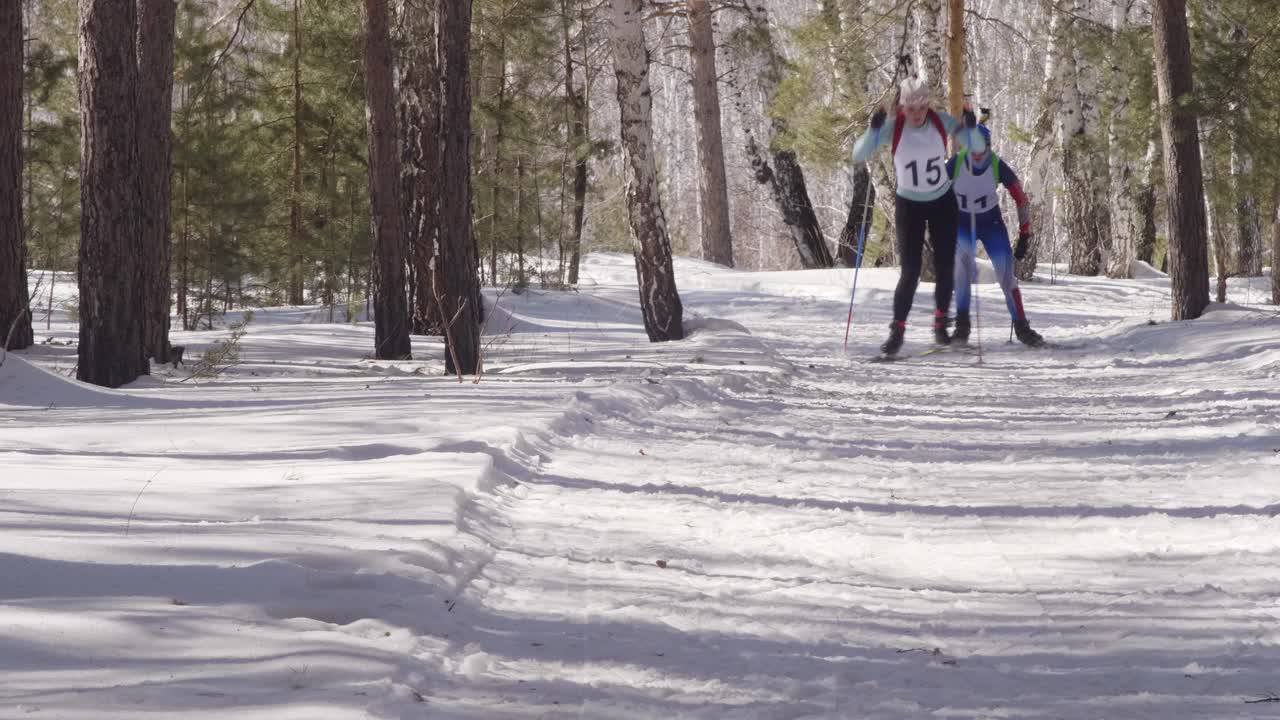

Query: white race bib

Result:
[893,123,949,194]
[952,155,999,213]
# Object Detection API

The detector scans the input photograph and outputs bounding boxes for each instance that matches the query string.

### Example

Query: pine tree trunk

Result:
[735,0,831,270]
[1152,0,1209,320]
[78,0,147,387]
[488,36,507,287]
[1,0,32,352]
[361,0,411,360]
[439,0,482,373]
[1272,179,1280,304]
[396,0,442,335]
[288,0,305,305]
[609,0,683,342]
[687,0,732,268]
[560,0,589,286]
[137,0,176,363]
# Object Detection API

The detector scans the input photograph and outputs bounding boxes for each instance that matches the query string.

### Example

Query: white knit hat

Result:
[900,75,930,107]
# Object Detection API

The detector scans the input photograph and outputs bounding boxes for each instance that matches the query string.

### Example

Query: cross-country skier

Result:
[852,76,984,357]
[947,123,1045,347]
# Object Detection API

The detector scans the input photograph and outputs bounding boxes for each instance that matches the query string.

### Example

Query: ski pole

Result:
[843,138,878,352]
[966,121,983,365]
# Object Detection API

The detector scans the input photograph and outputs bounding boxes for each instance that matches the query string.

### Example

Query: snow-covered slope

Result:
[2,256,1279,718]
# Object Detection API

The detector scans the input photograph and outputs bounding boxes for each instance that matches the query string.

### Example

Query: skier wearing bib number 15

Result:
[851,76,984,357]
[946,123,1045,348]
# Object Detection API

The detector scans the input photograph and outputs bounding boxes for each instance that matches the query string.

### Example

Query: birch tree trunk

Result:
[1152,0,1209,320]
[397,0,442,335]
[915,0,944,100]
[1060,0,1109,277]
[137,0,177,363]
[609,0,683,341]
[439,0,483,373]
[1134,138,1159,266]
[1,0,32,352]
[1229,22,1261,277]
[687,0,732,268]
[734,0,831,270]
[1104,0,1136,278]
[1018,0,1064,281]
[78,0,147,387]
[945,0,964,118]
[361,0,412,360]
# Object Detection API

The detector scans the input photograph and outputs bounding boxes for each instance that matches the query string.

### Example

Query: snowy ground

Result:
[3,255,1280,718]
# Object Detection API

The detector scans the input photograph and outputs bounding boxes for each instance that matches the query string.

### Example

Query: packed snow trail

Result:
[426,258,1280,718]
[4,258,1280,718]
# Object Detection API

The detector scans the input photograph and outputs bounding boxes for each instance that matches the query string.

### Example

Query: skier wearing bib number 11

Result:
[851,75,984,357]
[946,123,1045,348]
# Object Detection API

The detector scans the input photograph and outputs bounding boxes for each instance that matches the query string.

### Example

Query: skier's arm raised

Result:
[851,108,895,163]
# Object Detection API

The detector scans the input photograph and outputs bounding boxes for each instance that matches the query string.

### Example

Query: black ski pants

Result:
[893,189,958,324]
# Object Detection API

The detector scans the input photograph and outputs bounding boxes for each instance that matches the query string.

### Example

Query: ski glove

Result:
[962,105,977,128]
[1014,230,1031,260]
[870,108,886,130]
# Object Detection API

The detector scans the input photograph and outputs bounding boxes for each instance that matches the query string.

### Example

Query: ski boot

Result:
[932,310,951,346]
[1013,319,1045,347]
[952,312,971,345]
[880,321,906,357]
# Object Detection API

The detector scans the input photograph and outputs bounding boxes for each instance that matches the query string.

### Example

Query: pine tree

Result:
[1,0,33,352]
[1152,0,1209,320]
[439,0,483,373]
[78,0,147,387]
[137,0,177,363]
[361,0,412,360]
[687,0,732,268]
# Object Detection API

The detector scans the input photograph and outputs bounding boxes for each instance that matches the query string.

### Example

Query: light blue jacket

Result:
[851,111,987,202]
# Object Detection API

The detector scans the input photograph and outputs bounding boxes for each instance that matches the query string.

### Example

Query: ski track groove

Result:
[440,295,1280,717]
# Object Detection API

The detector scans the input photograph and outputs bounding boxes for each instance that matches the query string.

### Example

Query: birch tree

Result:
[609,0,683,341]
[1059,0,1110,277]
[731,0,832,269]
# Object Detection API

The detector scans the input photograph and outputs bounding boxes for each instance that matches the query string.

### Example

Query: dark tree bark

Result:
[687,0,732,268]
[288,0,305,305]
[361,0,412,360]
[610,0,683,341]
[1152,0,1209,320]
[838,165,875,267]
[561,0,589,286]
[78,0,147,387]
[438,0,482,373]
[397,0,442,334]
[137,0,177,364]
[1,0,32,352]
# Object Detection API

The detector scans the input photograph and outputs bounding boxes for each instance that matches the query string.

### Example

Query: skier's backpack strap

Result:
[927,109,948,150]
[992,154,1001,185]
[891,113,906,155]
